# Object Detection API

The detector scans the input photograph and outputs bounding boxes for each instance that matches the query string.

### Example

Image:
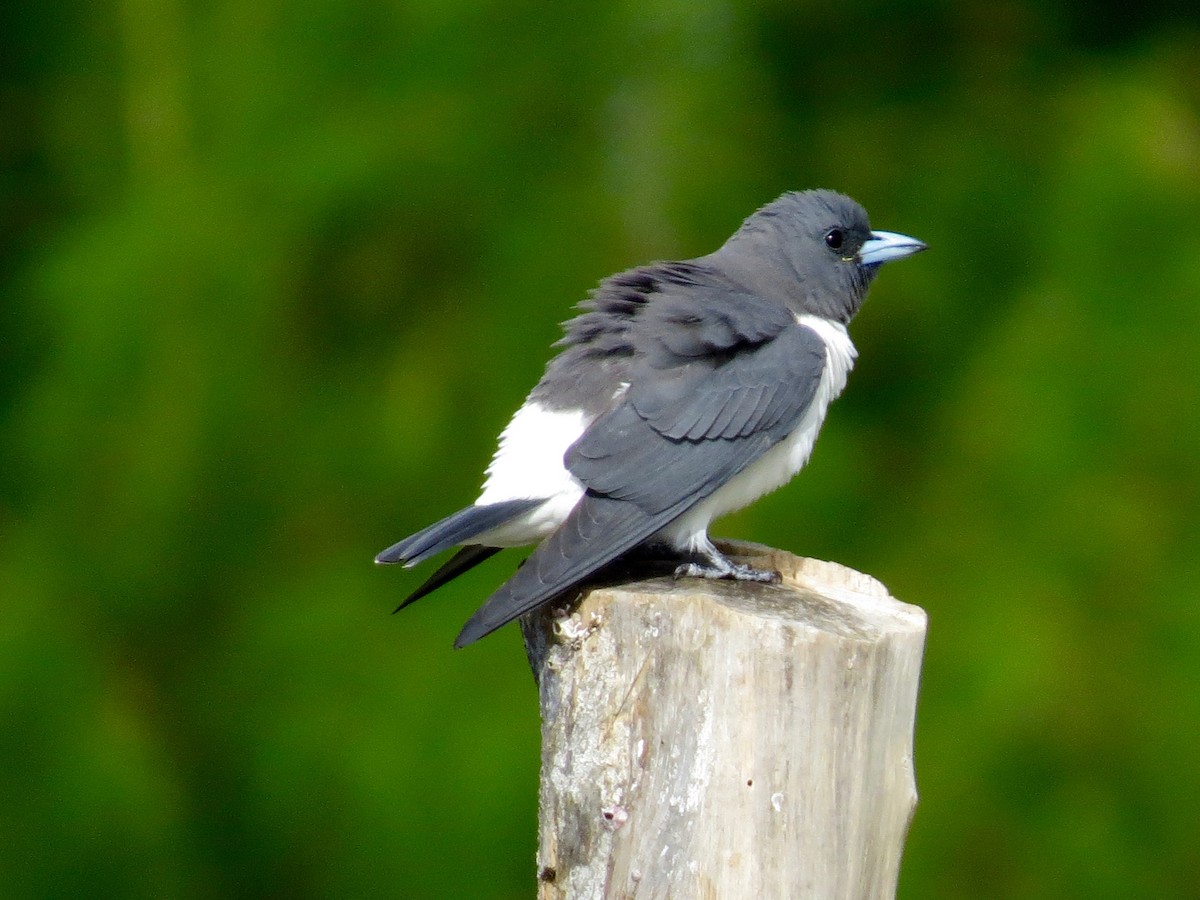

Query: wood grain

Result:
[521,541,926,900]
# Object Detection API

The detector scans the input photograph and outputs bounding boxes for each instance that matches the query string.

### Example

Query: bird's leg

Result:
[672,544,781,584]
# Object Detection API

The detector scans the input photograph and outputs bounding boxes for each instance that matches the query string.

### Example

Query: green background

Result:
[3,1,1199,897]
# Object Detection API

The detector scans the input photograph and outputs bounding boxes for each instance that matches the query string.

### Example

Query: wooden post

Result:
[520,540,926,900]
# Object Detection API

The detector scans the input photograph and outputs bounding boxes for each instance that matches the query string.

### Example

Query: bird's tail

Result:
[392,545,501,613]
[454,494,666,647]
[375,497,543,567]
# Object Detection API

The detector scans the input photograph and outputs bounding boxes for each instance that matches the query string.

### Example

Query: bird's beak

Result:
[858,230,927,266]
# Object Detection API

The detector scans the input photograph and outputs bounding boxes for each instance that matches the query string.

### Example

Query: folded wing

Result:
[455,289,828,646]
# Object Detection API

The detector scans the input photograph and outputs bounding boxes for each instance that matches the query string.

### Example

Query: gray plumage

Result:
[376,189,926,647]
[376,497,542,567]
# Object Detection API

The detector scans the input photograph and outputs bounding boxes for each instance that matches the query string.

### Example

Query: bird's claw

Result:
[673,558,781,584]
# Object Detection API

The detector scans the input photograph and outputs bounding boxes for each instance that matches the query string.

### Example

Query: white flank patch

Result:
[473,399,590,546]
[660,315,857,550]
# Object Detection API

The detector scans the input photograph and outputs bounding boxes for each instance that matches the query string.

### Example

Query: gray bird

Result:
[377,189,925,647]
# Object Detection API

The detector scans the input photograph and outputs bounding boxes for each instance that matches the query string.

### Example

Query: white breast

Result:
[658,315,857,552]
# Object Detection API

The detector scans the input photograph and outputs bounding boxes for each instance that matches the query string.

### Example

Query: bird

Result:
[376,189,926,648]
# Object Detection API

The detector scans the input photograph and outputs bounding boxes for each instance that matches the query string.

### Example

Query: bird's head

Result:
[714,189,926,323]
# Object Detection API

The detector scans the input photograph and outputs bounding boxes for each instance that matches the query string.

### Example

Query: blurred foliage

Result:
[2,0,1199,897]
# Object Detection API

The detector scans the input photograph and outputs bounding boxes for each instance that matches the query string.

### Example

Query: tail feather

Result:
[454,493,675,647]
[375,498,543,567]
[393,545,502,612]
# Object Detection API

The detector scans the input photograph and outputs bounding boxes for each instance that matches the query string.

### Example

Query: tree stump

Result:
[520,540,926,900]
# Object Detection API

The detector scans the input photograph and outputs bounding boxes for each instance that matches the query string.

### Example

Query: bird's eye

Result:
[824,228,845,251]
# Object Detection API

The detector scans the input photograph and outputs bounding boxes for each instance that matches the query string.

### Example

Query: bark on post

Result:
[520,540,926,900]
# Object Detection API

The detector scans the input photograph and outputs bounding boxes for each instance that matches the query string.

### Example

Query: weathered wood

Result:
[521,540,926,900]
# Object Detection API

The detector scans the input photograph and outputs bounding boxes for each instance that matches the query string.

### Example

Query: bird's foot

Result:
[673,550,781,584]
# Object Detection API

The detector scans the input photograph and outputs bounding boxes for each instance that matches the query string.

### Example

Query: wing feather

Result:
[570,324,827,513]
[454,310,830,646]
